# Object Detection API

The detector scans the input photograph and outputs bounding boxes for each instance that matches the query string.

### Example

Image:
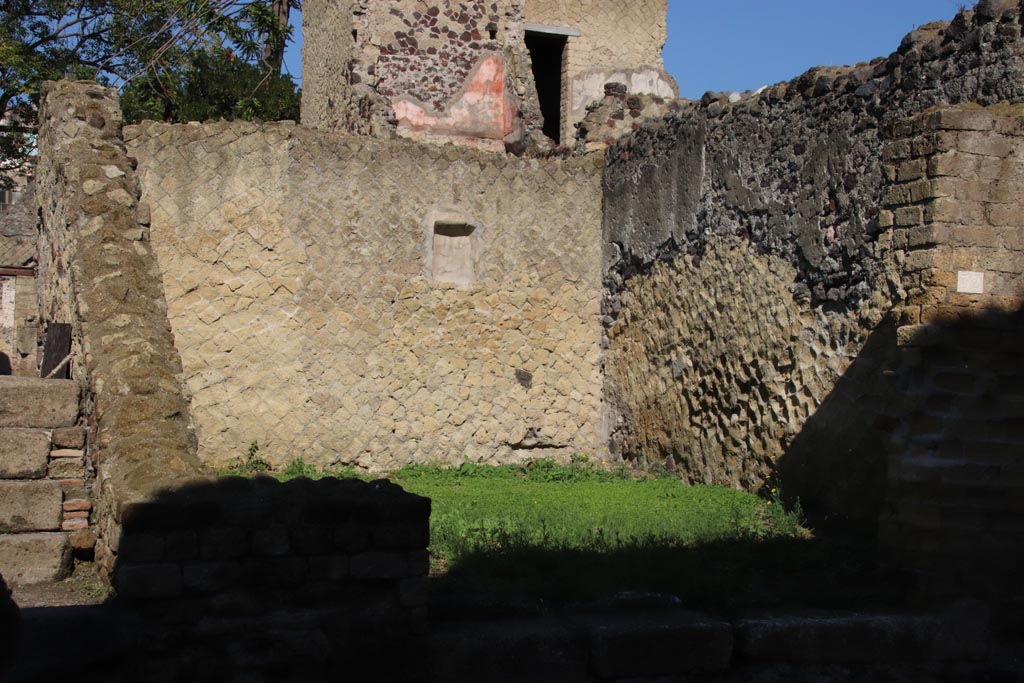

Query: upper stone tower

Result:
[301,0,675,151]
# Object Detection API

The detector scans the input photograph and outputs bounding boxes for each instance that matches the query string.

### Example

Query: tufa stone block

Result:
[0,377,78,429]
[0,430,50,479]
[0,533,72,585]
[50,427,86,449]
[0,481,63,532]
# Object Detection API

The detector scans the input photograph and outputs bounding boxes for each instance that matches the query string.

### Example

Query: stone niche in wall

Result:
[430,218,482,286]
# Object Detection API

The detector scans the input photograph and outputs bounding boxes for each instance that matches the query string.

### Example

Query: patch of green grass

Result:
[269,457,905,610]
[390,464,805,561]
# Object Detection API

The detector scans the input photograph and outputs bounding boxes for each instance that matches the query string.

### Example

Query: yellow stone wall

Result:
[127,121,604,470]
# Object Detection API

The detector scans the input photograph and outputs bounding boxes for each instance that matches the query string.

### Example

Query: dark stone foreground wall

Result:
[602,1,1024,526]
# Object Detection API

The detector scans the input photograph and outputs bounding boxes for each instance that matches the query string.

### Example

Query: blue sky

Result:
[283,0,965,100]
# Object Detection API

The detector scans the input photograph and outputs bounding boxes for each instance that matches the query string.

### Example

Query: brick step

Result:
[0,376,78,429]
[0,533,72,585]
[0,429,50,479]
[0,481,63,533]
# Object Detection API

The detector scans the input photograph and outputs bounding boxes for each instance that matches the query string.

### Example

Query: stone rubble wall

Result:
[34,80,205,581]
[126,121,605,472]
[601,1,1024,526]
[880,104,1024,606]
[576,85,683,154]
[524,0,675,140]
[300,0,673,150]
[299,0,358,133]
[301,0,548,150]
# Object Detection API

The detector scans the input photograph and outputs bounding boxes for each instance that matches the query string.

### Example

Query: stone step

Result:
[0,481,63,533]
[0,429,50,479]
[0,376,78,429]
[0,533,72,585]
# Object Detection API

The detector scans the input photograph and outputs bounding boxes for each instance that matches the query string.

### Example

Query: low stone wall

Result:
[427,601,995,682]
[108,476,430,680]
[127,120,604,471]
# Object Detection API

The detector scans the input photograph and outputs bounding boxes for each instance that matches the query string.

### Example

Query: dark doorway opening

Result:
[525,32,566,144]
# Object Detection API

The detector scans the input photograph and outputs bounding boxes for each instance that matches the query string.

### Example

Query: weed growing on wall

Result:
[224,441,272,475]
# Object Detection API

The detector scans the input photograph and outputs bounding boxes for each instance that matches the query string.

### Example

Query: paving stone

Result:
[0,430,50,479]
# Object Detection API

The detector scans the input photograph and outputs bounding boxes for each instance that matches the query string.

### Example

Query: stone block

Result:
[241,557,308,586]
[0,481,63,532]
[0,377,78,429]
[895,205,924,227]
[372,521,430,550]
[289,525,333,555]
[307,555,349,581]
[47,456,85,479]
[0,533,71,584]
[199,526,249,559]
[579,611,733,677]
[735,611,986,663]
[350,551,412,579]
[182,560,242,593]
[935,107,996,132]
[252,524,290,556]
[954,131,1015,158]
[428,618,588,683]
[896,158,927,182]
[118,533,165,562]
[68,528,97,552]
[0,430,50,479]
[50,427,86,449]
[114,563,183,600]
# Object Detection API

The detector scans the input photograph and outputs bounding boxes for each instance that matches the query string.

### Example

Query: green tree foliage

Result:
[0,0,301,188]
[120,49,300,124]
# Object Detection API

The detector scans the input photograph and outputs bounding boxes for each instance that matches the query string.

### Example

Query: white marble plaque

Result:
[956,270,985,294]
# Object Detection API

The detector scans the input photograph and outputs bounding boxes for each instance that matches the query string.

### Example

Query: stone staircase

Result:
[0,375,87,586]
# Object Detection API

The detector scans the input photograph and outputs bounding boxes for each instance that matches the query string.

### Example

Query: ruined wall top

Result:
[301,0,673,150]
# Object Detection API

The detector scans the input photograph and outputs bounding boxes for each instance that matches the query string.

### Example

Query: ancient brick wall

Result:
[127,122,604,471]
[880,103,1024,604]
[602,2,1024,527]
